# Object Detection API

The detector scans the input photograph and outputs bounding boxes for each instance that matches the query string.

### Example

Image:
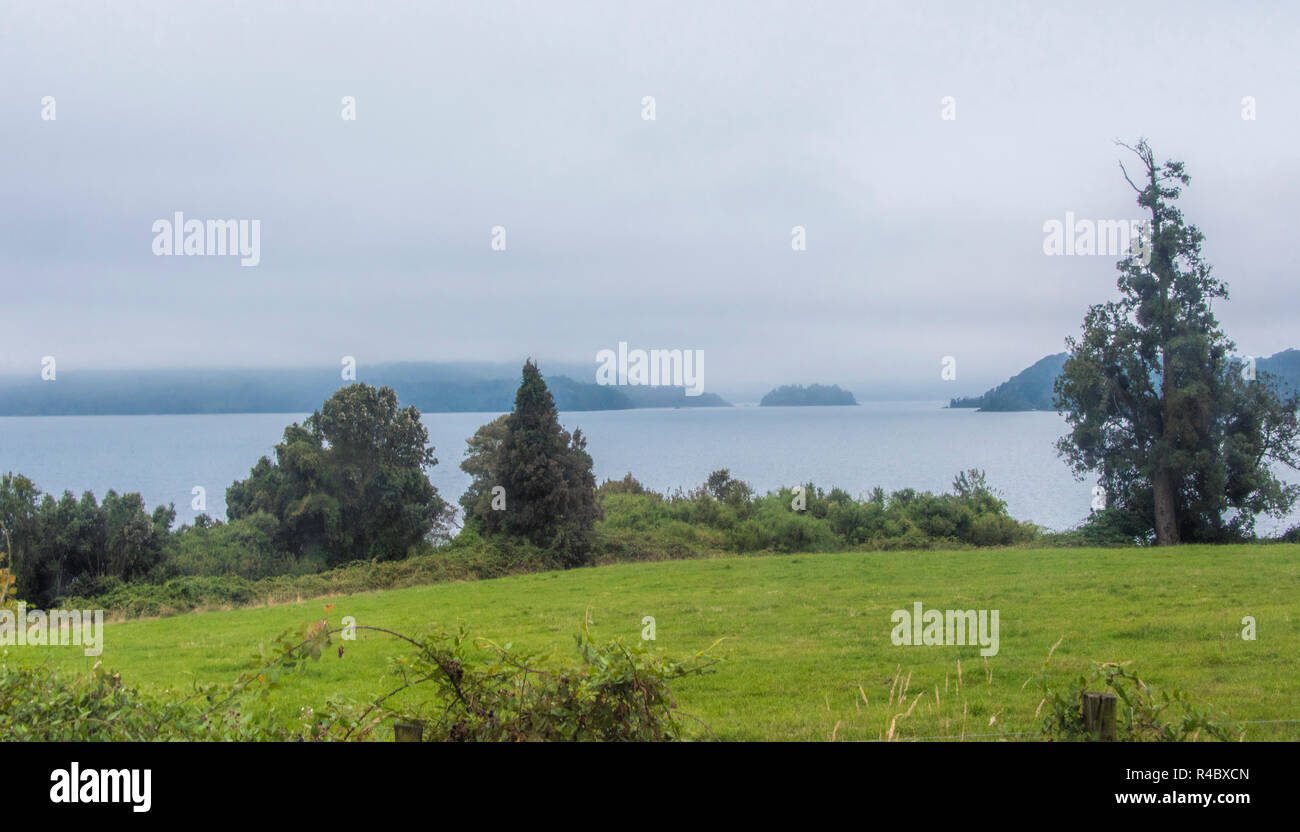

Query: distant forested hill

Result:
[949,353,1069,411]
[0,363,731,416]
[760,384,857,406]
[950,349,1300,412]
[1258,349,1300,397]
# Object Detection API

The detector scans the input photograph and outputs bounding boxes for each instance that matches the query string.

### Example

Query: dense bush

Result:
[18,461,1046,621]
[168,512,302,579]
[1039,508,1149,547]
[0,473,175,607]
[1037,662,1236,742]
[66,574,261,618]
[67,468,1041,618]
[291,618,719,741]
[0,617,718,742]
[0,661,271,741]
[598,469,1038,555]
[65,532,570,618]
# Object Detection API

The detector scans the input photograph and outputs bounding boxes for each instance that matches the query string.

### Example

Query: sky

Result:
[1,0,1296,400]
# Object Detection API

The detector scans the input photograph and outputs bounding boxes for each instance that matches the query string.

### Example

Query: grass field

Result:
[16,544,1300,741]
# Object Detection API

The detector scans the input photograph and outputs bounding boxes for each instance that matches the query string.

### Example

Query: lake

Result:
[1,403,1294,534]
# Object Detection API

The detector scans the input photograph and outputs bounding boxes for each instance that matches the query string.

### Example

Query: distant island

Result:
[951,348,1300,412]
[760,383,858,406]
[0,362,732,417]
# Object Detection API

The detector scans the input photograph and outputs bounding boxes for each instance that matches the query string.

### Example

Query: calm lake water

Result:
[1,403,1294,534]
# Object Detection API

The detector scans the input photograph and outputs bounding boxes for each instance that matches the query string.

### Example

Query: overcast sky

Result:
[1,1,1296,398]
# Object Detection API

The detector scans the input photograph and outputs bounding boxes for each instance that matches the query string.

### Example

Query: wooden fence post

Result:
[1081,692,1117,741]
[394,721,424,742]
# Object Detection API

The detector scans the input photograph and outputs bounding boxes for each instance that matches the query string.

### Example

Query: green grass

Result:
[14,544,1299,741]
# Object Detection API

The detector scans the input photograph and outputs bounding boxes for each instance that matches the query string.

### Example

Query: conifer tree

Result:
[1055,140,1300,543]
[462,360,599,565]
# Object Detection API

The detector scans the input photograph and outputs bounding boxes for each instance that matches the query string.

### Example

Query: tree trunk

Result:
[1146,154,1179,548]
[1152,469,1180,545]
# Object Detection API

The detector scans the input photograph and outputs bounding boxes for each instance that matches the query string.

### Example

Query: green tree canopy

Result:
[227,384,447,565]
[1055,140,1300,544]
[0,473,173,606]
[459,361,599,566]
[459,413,508,524]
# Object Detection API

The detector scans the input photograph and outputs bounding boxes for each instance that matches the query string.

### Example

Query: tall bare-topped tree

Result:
[1055,140,1300,544]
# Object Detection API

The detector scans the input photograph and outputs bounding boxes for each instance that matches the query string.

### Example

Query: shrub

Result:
[1037,662,1236,742]
[70,468,1046,620]
[294,617,720,741]
[170,512,303,579]
[0,661,272,741]
[1043,508,1149,547]
[0,617,721,742]
[598,473,650,496]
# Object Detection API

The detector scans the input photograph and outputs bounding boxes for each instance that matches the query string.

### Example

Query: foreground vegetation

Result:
[10,544,1296,741]
[62,467,1055,618]
[25,465,1298,620]
[1,618,718,741]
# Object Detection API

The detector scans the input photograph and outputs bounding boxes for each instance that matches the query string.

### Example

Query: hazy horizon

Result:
[0,355,989,404]
[4,1,1297,396]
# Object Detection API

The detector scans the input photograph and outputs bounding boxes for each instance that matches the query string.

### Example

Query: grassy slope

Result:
[18,544,1299,741]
